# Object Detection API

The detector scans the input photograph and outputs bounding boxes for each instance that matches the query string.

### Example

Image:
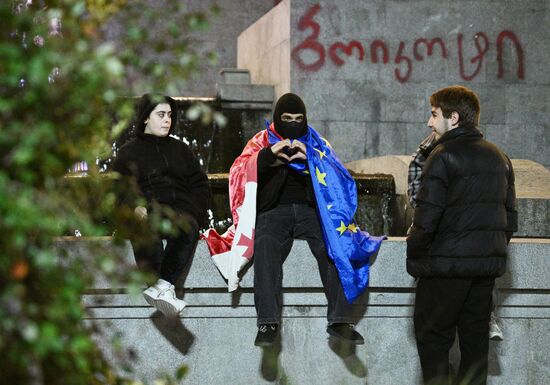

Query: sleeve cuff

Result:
[258,147,278,166]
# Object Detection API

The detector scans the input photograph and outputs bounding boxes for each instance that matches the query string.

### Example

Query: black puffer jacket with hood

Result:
[406,125,517,278]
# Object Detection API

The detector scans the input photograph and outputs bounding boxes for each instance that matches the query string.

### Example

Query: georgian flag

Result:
[201,130,268,291]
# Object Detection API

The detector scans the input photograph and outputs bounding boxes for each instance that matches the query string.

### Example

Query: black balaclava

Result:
[273,93,308,139]
[135,94,177,137]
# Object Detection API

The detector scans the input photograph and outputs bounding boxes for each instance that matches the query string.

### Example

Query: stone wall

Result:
[104,1,549,167]
[238,0,550,167]
[103,0,275,96]
[237,1,291,98]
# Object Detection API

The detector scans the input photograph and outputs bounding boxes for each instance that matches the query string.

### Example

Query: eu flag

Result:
[267,122,386,303]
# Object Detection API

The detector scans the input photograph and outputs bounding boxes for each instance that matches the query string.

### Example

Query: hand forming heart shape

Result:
[283,140,307,162]
[271,139,307,163]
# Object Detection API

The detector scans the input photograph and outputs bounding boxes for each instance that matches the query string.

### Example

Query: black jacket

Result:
[256,147,315,212]
[406,126,517,278]
[112,134,210,226]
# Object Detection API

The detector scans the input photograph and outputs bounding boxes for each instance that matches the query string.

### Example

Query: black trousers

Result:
[414,277,494,385]
[253,204,354,326]
[131,212,199,285]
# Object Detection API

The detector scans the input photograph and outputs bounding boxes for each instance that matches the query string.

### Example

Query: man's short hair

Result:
[429,85,481,127]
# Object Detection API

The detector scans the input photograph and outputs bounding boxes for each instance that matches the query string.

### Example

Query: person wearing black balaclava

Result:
[112,94,210,317]
[252,93,363,347]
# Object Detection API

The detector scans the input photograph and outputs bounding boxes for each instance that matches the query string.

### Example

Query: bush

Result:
[0,1,218,383]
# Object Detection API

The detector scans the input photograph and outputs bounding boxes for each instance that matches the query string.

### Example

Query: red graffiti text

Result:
[291,4,525,83]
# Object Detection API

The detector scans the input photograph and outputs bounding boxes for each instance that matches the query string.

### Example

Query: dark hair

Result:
[429,86,480,127]
[135,94,177,134]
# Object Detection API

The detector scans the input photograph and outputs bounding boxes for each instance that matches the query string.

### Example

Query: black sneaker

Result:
[327,323,364,345]
[254,324,279,347]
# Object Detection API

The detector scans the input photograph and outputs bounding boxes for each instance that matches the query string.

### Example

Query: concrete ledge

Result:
[346,157,550,237]
[58,237,550,385]
[63,237,549,292]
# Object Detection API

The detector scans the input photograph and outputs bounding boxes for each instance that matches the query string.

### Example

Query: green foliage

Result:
[0,1,218,383]
[100,0,221,96]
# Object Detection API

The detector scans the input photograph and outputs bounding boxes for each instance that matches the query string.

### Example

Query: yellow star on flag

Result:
[321,137,332,148]
[348,223,358,233]
[336,221,347,235]
[315,167,327,186]
[303,170,309,175]
[314,148,327,159]
[327,204,333,210]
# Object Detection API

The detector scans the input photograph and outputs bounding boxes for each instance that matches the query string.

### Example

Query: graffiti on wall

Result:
[291,4,525,83]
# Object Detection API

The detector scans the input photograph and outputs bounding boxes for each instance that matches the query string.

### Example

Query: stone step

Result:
[219,68,252,85]
[58,237,549,385]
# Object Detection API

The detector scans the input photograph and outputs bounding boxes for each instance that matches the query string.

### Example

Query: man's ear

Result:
[450,111,460,127]
[144,119,149,125]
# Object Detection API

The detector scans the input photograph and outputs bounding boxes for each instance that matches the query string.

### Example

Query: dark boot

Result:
[327,323,364,345]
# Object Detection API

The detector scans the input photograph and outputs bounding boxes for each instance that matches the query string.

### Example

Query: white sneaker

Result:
[489,313,504,341]
[143,279,187,316]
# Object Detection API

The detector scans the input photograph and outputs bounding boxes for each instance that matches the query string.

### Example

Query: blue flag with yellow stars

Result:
[266,122,386,303]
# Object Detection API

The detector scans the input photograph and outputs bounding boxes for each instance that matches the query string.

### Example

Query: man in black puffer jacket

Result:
[113,94,209,317]
[407,86,517,385]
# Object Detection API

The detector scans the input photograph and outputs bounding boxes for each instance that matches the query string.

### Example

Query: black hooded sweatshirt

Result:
[112,96,210,226]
